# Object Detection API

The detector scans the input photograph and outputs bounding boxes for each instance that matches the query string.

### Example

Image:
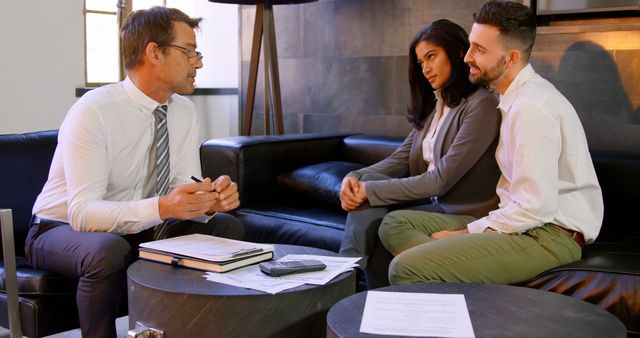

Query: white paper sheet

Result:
[360,291,475,337]
[273,254,360,285]
[203,254,359,293]
[204,265,304,294]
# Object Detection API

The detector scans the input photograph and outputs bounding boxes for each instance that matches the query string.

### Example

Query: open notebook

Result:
[139,234,274,272]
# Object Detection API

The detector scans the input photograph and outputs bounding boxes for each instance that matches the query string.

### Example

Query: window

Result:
[84,0,196,86]
[84,0,120,85]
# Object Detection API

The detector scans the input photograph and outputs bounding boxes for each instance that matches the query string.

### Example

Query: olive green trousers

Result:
[379,210,582,284]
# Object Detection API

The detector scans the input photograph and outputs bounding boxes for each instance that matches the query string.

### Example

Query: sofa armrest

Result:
[200,133,354,206]
[342,135,403,165]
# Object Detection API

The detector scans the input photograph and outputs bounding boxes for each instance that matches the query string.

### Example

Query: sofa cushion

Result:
[277,161,365,206]
[0,257,78,295]
[234,206,346,252]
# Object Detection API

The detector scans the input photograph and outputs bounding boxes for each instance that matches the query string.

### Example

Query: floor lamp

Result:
[209,0,317,135]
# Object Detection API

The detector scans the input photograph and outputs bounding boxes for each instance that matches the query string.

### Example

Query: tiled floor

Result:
[0,316,130,338]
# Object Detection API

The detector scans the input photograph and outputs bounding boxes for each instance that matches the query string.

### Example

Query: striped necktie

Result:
[153,105,170,240]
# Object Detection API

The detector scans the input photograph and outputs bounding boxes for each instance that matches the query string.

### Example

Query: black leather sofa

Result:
[2,130,638,336]
[0,130,80,338]
[201,132,640,336]
[0,130,130,337]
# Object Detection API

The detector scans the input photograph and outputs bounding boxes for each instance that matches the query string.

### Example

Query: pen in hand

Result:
[190,175,214,194]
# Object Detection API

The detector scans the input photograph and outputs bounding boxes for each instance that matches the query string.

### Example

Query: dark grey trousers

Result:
[25,213,244,338]
[338,173,442,289]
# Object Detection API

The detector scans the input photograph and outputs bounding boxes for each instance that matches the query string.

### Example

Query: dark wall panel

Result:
[239,0,640,145]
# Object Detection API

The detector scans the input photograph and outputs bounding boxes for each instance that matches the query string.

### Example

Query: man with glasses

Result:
[25,7,244,338]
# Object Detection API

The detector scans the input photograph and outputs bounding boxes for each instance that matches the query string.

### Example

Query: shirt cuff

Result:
[467,217,491,233]
[138,196,163,231]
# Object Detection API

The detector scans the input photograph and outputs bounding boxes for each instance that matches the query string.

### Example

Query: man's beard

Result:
[468,56,508,87]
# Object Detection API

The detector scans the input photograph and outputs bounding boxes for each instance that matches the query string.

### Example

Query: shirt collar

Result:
[123,77,170,115]
[498,63,535,113]
[433,89,466,109]
[434,89,443,102]
[435,89,451,110]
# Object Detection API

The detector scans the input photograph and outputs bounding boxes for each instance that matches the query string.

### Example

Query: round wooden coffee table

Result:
[128,244,355,337]
[327,283,626,338]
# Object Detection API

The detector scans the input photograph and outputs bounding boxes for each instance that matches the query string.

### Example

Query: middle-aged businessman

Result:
[26,7,244,338]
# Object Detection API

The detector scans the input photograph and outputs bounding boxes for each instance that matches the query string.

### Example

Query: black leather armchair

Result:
[0,131,79,338]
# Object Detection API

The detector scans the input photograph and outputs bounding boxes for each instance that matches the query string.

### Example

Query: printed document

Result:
[204,255,360,293]
[204,265,304,294]
[274,254,360,285]
[360,291,475,337]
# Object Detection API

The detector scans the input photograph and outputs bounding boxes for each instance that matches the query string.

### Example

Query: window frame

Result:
[83,2,121,86]
[84,0,173,87]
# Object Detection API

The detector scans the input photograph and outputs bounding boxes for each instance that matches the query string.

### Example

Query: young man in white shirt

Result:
[378,0,603,285]
[25,7,243,338]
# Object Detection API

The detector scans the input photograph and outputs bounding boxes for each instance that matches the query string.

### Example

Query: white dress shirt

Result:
[422,90,451,172]
[33,77,208,234]
[467,64,603,243]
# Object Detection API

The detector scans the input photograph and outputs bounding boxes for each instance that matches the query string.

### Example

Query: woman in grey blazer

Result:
[339,19,501,288]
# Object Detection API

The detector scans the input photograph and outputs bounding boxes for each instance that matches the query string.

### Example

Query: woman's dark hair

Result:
[407,19,477,129]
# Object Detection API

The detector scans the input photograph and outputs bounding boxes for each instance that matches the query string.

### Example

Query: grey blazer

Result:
[350,87,501,218]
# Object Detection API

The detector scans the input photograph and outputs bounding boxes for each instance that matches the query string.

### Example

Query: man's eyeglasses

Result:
[163,44,203,61]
